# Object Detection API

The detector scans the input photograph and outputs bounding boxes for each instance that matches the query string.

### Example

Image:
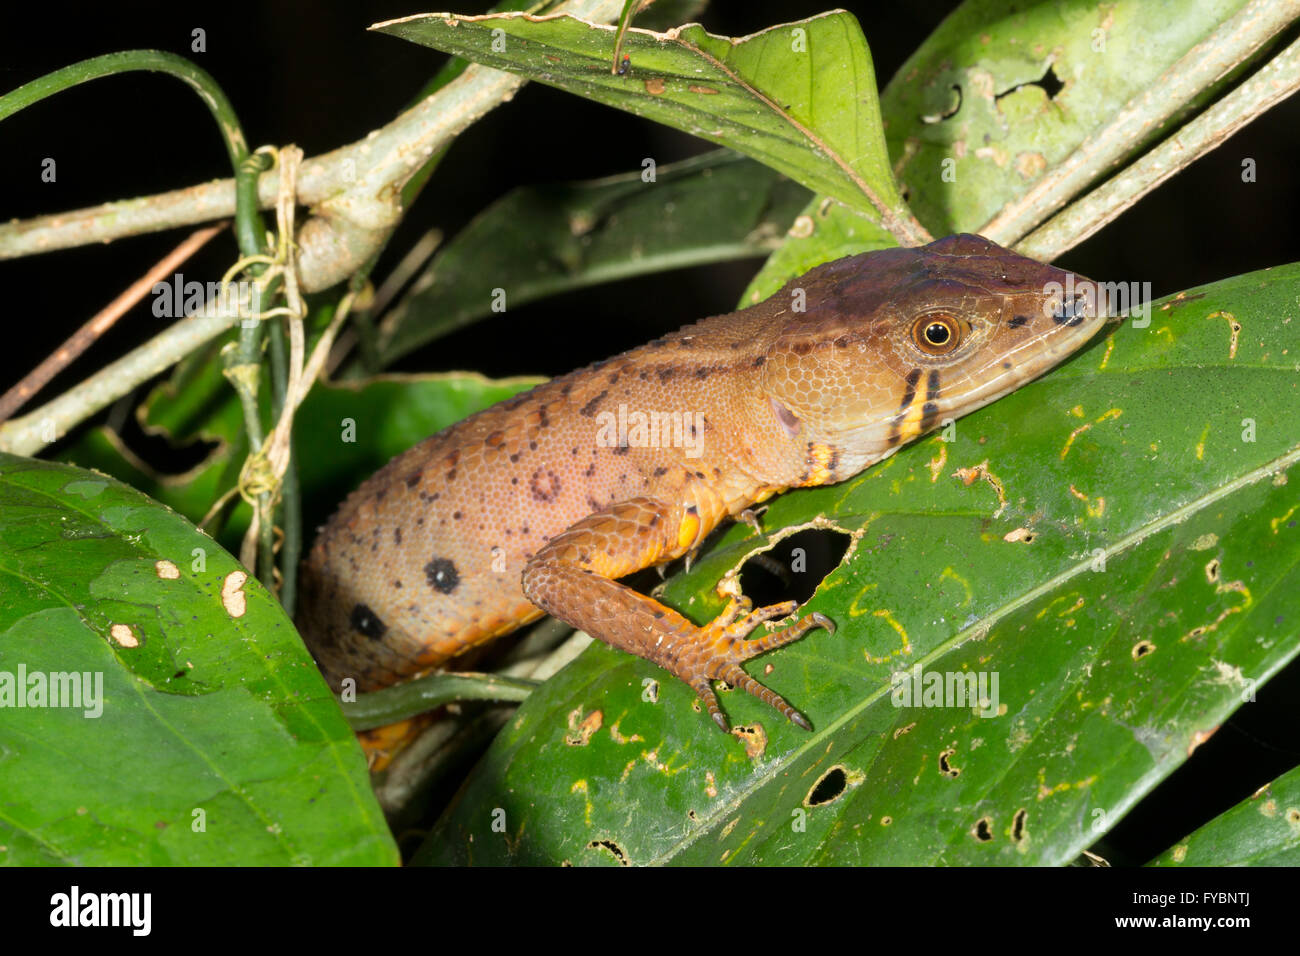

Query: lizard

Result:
[296,234,1105,732]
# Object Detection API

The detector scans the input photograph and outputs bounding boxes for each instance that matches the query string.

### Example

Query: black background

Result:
[1,0,1298,868]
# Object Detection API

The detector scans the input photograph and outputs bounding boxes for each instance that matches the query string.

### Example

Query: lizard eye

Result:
[912,313,961,355]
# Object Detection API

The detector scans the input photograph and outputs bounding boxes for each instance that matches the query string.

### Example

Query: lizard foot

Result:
[685,596,835,733]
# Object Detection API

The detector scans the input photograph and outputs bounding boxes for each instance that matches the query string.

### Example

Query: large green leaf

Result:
[0,454,397,865]
[376,150,809,366]
[1149,765,1300,866]
[742,0,1255,302]
[417,264,1300,866]
[372,9,923,244]
[880,0,1250,237]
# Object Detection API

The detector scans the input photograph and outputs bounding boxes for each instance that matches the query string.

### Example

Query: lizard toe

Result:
[717,663,810,730]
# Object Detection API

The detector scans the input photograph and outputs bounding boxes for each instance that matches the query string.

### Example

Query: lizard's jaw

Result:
[955,307,1109,414]
[829,301,1107,473]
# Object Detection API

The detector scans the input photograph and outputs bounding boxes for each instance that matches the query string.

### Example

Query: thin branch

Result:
[0,0,626,295]
[0,294,249,456]
[0,50,249,164]
[0,223,225,424]
[0,0,624,458]
[326,226,442,376]
[980,0,1300,247]
[1017,34,1300,262]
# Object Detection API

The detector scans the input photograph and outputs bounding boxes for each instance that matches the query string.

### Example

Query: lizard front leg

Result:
[521,496,833,732]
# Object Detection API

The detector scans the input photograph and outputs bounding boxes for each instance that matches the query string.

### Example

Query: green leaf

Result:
[879,0,1252,236]
[744,0,1261,301]
[376,149,809,365]
[371,9,924,244]
[417,264,1300,866]
[737,198,895,307]
[59,365,540,554]
[0,453,397,865]
[1149,765,1300,866]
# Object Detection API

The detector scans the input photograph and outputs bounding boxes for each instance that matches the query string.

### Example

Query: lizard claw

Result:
[681,600,834,733]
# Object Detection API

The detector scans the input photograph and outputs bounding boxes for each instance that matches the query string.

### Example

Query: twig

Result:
[236,147,303,571]
[0,296,247,456]
[0,0,627,294]
[326,227,442,376]
[0,0,625,459]
[1017,34,1300,262]
[0,223,225,425]
[0,50,248,164]
[980,0,1300,247]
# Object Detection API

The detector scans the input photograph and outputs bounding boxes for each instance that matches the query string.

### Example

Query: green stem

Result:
[0,50,249,167]
[231,150,278,584]
[266,316,300,614]
[279,439,301,615]
[342,673,540,732]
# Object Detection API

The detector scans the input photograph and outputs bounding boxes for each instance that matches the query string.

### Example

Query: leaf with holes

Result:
[740,0,1258,302]
[880,0,1253,238]
[0,454,397,865]
[371,9,924,245]
[1149,764,1300,866]
[417,263,1300,866]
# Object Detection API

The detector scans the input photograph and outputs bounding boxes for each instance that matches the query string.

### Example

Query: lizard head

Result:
[758,233,1108,475]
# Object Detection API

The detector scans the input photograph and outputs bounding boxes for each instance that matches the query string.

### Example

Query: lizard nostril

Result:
[1050,293,1089,327]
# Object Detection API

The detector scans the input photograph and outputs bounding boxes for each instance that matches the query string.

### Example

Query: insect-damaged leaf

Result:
[0,454,396,865]
[417,264,1300,866]
[880,0,1257,238]
[742,0,1263,301]
[1149,764,1300,866]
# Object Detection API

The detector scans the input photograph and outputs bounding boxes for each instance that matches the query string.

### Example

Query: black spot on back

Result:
[425,557,460,594]
[350,603,388,641]
[530,468,562,502]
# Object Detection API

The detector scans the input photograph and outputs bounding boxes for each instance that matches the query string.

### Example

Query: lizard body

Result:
[297,234,1104,730]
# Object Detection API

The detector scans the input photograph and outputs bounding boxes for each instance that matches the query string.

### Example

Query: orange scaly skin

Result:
[298,234,1105,731]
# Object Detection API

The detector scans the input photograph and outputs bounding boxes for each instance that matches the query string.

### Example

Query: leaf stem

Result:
[0,50,248,164]
[342,673,540,731]
[1017,33,1300,262]
[980,0,1300,247]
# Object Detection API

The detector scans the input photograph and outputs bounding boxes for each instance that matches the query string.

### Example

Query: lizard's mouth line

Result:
[939,312,1109,415]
